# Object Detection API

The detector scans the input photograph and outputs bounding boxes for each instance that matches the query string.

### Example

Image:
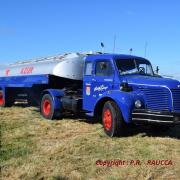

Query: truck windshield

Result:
[115,59,154,76]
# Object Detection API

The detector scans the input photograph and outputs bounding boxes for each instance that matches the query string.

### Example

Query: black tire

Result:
[102,101,126,137]
[41,94,56,120]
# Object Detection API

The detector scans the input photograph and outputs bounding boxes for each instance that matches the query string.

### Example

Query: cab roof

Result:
[86,53,148,61]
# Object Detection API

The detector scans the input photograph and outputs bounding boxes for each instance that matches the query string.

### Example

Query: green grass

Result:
[0,106,180,179]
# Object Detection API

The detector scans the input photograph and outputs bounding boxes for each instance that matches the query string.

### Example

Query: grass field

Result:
[1,105,180,180]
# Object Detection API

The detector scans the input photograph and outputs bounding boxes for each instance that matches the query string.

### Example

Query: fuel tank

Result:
[0,53,87,80]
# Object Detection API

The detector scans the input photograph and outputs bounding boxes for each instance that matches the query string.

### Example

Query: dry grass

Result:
[0,105,180,180]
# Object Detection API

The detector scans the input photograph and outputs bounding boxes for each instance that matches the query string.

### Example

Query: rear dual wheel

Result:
[40,94,61,120]
[102,101,126,137]
[41,94,55,119]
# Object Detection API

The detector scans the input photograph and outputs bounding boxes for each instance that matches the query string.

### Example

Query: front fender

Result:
[95,90,135,123]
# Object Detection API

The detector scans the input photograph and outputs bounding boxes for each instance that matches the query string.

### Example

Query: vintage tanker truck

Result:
[0,52,180,137]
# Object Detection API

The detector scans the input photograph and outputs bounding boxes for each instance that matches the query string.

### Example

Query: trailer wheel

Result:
[102,101,126,137]
[0,91,5,107]
[41,94,55,120]
[0,90,15,107]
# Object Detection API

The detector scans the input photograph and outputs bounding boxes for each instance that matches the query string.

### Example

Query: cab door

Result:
[83,61,95,111]
[92,60,114,104]
[83,59,114,112]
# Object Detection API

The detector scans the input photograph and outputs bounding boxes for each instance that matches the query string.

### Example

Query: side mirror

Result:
[156,66,159,74]
[120,82,133,92]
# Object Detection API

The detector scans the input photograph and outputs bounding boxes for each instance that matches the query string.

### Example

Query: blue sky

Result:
[0,0,179,77]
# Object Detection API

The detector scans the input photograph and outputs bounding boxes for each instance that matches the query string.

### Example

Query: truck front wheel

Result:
[41,94,55,120]
[102,101,126,137]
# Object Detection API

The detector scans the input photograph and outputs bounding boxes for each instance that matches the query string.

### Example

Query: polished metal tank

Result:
[0,52,87,80]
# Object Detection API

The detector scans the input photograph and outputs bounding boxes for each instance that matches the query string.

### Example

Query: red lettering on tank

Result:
[20,67,34,74]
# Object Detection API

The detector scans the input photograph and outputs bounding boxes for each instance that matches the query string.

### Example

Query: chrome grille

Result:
[139,87,170,111]
[171,89,180,112]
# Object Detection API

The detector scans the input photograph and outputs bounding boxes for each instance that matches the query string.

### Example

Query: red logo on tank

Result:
[5,69,10,76]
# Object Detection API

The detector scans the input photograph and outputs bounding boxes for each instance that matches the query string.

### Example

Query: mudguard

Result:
[94,90,141,123]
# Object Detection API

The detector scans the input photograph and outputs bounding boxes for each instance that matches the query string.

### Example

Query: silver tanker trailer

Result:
[0,52,90,110]
[0,52,87,80]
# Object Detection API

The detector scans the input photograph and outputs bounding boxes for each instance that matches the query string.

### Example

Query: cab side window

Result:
[85,62,93,75]
[95,61,113,76]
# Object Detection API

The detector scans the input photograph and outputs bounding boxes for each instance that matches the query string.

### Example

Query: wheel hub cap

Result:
[103,109,112,130]
[43,99,51,116]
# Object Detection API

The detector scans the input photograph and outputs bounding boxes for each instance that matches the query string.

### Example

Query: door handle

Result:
[92,78,96,82]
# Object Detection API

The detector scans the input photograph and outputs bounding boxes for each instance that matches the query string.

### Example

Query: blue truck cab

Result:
[82,54,180,136]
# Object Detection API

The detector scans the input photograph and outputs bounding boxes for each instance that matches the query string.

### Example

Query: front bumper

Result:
[132,109,180,124]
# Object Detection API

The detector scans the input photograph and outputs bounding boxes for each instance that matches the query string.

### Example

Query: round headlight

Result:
[135,100,142,109]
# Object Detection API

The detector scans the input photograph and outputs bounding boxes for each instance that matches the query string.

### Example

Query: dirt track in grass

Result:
[1,106,180,179]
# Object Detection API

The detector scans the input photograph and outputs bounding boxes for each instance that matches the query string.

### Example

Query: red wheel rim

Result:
[43,99,51,116]
[103,109,112,130]
[0,92,4,106]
